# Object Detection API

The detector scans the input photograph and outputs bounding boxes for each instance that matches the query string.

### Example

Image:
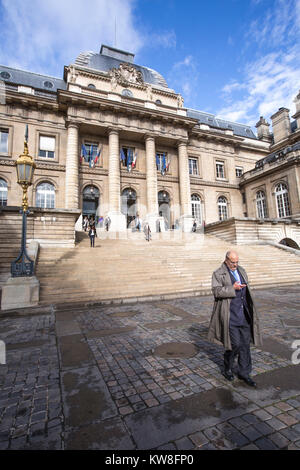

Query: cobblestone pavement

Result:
[0,286,300,450]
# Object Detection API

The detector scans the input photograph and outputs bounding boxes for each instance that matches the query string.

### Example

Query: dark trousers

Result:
[224,324,252,378]
[90,236,95,247]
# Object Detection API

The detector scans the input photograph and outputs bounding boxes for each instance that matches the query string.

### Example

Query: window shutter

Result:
[40,136,55,151]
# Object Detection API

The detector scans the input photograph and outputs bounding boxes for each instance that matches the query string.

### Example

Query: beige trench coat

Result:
[207,262,262,351]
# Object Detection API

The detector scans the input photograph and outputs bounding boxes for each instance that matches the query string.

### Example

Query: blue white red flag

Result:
[94,145,102,165]
[80,144,87,163]
[131,152,137,169]
[120,148,126,162]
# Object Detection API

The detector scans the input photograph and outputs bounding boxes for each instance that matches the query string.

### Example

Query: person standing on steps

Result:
[144,222,151,242]
[88,225,97,248]
[208,249,262,387]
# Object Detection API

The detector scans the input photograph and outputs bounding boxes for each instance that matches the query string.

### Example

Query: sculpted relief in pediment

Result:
[109,63,144,88]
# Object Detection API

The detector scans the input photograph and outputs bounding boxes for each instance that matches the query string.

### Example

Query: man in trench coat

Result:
[208,250,262,387]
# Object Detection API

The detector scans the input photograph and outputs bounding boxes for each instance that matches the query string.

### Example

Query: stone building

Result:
[0,45,299,245]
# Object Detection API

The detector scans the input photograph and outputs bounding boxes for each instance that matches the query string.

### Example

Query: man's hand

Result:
[233,281,246,290]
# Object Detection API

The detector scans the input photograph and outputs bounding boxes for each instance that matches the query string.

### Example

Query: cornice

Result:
[57,89,196,127]
[189,177,239,189]
[79,167,108,176]
[240,155,300,186]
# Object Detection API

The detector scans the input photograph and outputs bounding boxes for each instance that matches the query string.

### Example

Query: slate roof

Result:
[0,65,66,92]
[255,139,300,168]
[186,109,257,139]
[75,49,169,89]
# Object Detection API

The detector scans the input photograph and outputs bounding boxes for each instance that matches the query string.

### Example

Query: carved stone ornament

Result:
[109,63,144,86]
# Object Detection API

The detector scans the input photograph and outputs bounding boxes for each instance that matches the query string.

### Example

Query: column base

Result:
[145,214,166,233]
[1,276,40,311]
[106,211,127,232]
[179,215,194,233]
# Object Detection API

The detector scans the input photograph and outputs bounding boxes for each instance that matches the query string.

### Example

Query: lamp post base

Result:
[1,276,39,311]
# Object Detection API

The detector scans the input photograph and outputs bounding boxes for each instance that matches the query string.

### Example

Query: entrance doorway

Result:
[158,190,170,230]
[121,188,137,228]
[82,185,100,226]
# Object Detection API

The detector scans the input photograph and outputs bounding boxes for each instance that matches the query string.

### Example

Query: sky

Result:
[0,0,299,130]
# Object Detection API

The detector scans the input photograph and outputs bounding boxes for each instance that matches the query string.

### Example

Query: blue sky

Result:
[0,0,299,129]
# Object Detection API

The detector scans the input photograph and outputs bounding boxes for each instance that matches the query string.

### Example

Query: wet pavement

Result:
[0,285,300,451]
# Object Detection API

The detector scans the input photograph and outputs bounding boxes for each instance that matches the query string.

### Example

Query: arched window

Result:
[36,182,55,209]
[275,183,291,218]
[218,196,228,221]
[0,178,8,206]
[191,194,202,224]
[256,190,268,219]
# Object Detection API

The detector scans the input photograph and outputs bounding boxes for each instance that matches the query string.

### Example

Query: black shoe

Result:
[224,370,234,381]
[238,375,257,387]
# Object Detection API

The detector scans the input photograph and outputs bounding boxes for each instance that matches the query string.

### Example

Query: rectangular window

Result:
[39,135,55,158]
[121,147,135,168]
[0,129,9,154]
[235,167,243,177]
[85,142,98,162]
[216,161,225,179]
[189,158,198,175]
[156,152,168,173]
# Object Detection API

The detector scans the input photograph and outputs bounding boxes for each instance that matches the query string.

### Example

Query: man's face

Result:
[225,253,239,271]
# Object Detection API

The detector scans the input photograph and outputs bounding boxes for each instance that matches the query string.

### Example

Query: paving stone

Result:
[267,416,287,431]
[268,432,290,449]
[255,437,279,450]
[276,413,299,426]
[253,409,272,421]
[241,426,263,442]
[253,421,273,436]
[240,443,260,450]
[188,431,208,448]
[226,431,250,448]
[275,402,294,412]
[280,427,300,442]
[174,436,195,450]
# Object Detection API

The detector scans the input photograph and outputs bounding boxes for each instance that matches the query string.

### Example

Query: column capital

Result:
[177,139,188,148]
[144,133,156,142]
[107,127,120,136]
[66,120,79,130]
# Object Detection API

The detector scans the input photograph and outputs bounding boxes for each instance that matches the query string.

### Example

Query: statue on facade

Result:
[109,63,144,87]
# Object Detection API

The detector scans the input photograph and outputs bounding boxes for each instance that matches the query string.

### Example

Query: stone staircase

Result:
[35,231,300,306]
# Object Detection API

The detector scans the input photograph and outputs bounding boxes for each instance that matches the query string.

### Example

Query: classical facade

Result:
[241,101,300,222]
[0,45,299,241]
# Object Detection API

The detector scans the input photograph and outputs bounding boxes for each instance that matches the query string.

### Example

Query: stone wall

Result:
[0,206,81,286]
[205,217,300,247]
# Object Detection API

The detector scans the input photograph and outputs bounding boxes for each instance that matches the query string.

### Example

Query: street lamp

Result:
[11,125,36,277]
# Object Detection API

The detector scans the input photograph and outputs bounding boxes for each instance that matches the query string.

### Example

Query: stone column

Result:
[65,122,79,209]
[145,135,158,214]
[145,135,164,232]
[107,128,126,232]
[178,140,193,232]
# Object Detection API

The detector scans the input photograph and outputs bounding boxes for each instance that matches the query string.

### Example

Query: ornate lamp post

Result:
[11,125,36,277]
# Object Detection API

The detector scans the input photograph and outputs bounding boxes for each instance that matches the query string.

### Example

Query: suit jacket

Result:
[207,262,262,350]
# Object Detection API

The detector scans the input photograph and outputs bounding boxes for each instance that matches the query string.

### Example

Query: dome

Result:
[74,45,169,89]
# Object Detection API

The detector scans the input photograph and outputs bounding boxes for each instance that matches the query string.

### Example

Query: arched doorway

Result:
[279,238,299,250]
[82,185,100,225]
[121,188,137,228]
[191,194,202,225]
[158,190,170,230]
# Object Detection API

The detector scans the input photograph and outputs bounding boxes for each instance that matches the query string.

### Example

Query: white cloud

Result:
[149,31,176,49]
[0,0,144,76]
[167,55,198,105]
[217,0,300,125]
